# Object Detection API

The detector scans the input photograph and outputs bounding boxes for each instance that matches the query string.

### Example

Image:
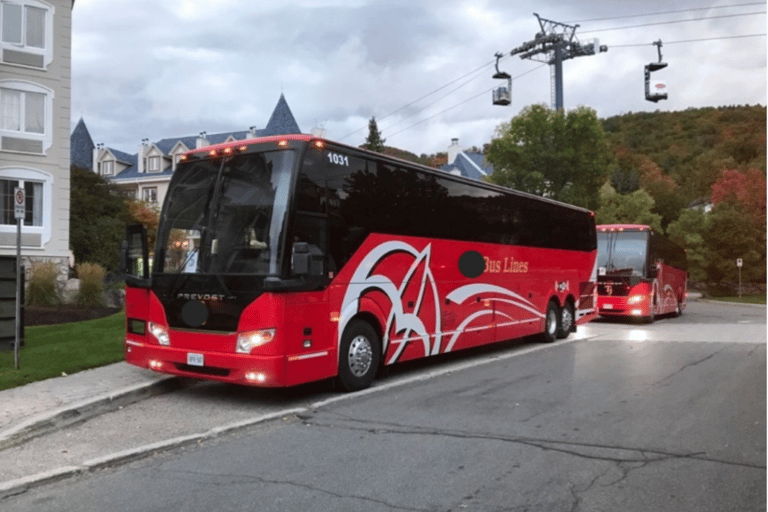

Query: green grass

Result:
[710,295,767,305]
[0,312,125,391]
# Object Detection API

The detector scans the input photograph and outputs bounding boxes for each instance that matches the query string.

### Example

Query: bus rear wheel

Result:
[337,319,381,392]
[557,301,574,339]
[542,301,559,343]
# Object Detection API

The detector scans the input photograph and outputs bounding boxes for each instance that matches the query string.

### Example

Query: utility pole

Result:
[498,13,607,110]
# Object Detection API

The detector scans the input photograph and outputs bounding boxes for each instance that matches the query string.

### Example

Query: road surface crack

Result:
[653,347,728,386]
[158,467,433,511]
[302,412,765,471]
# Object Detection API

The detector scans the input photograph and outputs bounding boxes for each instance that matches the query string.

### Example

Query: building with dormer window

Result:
[77,94,302,208]
[1,0,73,278]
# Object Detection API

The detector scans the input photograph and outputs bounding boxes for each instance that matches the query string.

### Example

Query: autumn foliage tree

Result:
[126,199,160,252]
[704,169,766,284]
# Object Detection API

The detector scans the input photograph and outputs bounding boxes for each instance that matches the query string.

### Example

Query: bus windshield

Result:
[155,150,295,275]
[597,231,648,276]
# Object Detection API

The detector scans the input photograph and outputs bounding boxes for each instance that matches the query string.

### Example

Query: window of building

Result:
[100,160,113,176]
[1,177,42,226]
[0,80,53,153]
[0,167,51,247]
[0,0,53,69]
[142,187,157,204]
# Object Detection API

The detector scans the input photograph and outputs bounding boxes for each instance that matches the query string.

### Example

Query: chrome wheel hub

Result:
[348,335,373,377]
[561,307,573,333]
[547,309,558,335]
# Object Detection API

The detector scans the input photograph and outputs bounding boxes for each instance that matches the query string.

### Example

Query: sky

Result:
[71,0,767,157]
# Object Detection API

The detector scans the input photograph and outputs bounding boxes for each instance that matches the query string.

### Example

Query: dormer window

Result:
[147,156,161,172]
[100,160,113,176]
[0,0,54,69]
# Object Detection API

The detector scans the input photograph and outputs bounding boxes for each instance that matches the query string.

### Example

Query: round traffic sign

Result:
[15,188,24,205]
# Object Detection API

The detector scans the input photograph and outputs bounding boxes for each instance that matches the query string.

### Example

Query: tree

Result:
[704,168,767,284]
[594,183,663,233]
[361,116,386,153]
[69,166,129,272]
[704,202,765,284]
[126,199,160,252]
[486,104,610,210]
[711,168,766,224]
[666,209,709,282]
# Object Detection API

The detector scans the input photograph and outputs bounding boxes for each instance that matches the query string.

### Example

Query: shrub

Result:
[75,263,107,308]
[26,261,62,307]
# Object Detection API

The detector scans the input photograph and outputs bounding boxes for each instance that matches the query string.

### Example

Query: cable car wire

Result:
[611,32,766,48]
[387,65,547,141]
[565,2,765,23]
[338,59,497,142]
[581,11,765,34]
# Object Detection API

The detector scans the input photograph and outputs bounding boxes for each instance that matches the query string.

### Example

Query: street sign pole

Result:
[736,258,743,298]
[14,187,24,370]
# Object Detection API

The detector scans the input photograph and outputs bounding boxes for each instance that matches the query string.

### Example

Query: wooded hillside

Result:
[602,105,765,206]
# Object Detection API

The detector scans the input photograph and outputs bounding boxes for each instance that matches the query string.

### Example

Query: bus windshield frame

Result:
[154,149,296,278]
[597,230,649,277]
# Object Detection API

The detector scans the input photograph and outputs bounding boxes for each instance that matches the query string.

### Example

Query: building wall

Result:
[0,0,72,278]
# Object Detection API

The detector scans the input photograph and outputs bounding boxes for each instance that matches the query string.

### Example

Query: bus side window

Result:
[293,212,329,277]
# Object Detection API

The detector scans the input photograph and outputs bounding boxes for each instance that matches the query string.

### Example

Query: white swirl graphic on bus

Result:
[339,241,546,365]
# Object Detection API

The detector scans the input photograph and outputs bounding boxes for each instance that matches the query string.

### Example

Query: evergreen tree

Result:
[361,116,386,153]
[69,165,129,271]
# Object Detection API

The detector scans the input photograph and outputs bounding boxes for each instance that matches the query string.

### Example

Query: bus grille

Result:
[598,282,630,296]
[174,363,231,377]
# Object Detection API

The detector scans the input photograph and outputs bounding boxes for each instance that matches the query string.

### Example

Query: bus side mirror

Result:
[292,242,310,276]
[122,224,150,288]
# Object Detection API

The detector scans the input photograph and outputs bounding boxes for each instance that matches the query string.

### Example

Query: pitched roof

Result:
[99,95,301,183]
[441,151,493,181]
[263,93,301,136]
[70,117,94,169]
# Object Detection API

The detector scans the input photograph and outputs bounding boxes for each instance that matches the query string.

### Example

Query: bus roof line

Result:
[185,134,594,215]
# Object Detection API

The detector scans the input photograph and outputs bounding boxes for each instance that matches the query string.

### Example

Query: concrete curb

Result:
[0,376,191,451]
[698,299,766,309]
[0,408,307,499]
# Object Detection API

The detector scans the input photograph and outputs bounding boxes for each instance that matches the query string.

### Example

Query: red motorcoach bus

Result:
[121,135,598,391]
[596,224,688,322]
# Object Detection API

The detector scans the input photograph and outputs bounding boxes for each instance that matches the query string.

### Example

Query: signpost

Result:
[14,187,24,369]
[736,258,743,298]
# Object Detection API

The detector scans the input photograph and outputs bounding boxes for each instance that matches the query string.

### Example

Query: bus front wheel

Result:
[542,301,559,343]
[338,319,381,392]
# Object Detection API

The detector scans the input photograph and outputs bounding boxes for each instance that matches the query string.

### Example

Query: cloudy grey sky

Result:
[71,0,766,156]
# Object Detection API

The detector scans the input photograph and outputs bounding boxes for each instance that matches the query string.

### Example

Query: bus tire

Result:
[542,301,559,343]
[337,319,380,392]
[557,301,574,339]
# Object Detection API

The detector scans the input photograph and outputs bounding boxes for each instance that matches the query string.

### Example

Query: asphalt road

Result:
[2,301,765,511]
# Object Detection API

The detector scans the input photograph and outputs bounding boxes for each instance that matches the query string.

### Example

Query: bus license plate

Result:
[603,304,613,310]
[187,353,204,366]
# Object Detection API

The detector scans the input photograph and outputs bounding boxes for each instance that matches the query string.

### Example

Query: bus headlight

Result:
[236,329,276,354]
[627,295,645,305]
[148,322,170,346]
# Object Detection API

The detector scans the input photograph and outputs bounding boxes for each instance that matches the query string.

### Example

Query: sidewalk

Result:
[0,362,185,449]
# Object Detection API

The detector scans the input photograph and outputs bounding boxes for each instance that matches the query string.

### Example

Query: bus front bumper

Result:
[125,338,288,387]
